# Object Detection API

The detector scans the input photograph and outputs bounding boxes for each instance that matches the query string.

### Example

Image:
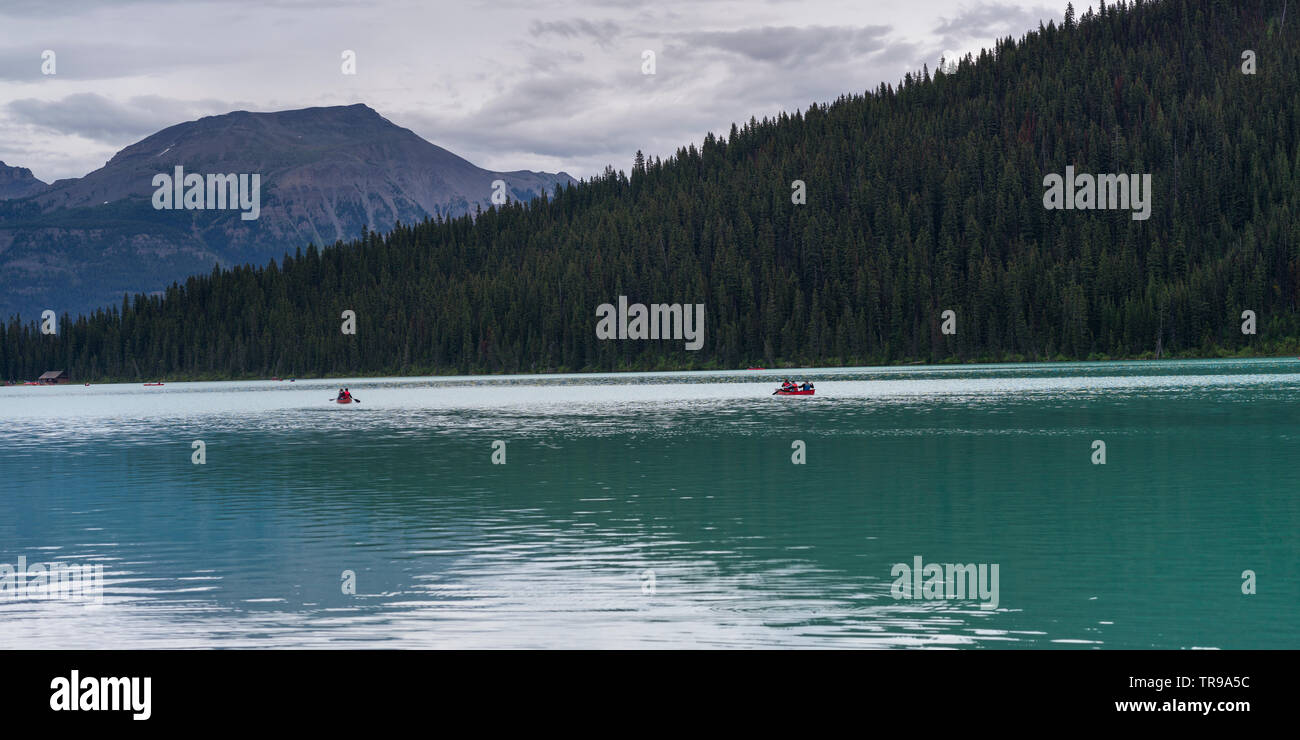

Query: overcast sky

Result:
[0,0,1092,183]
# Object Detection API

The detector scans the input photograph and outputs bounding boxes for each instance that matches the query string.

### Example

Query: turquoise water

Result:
[1,359,1297,648]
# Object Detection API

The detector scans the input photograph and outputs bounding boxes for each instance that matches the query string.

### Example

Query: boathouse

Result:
[37,370,70,384]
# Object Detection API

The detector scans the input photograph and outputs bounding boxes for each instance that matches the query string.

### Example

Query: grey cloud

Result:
[675,25,895,67]
[0,0,354,16]
[662,36,926,121]
[392,27,926,177]
[0,0,167,16]
[934,2,1059,38]
[7,93,236,143]
[465,72,607,128]
[0,44,226,81]
[522,47,587,73]
[401,103,695,178]
[393,73,700,165]
[0,1,1065,183]
[529,19,622,48]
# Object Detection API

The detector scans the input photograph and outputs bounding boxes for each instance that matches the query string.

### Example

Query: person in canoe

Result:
[335,388,350,402]
[781,378,796,392]
[800,381,814,391]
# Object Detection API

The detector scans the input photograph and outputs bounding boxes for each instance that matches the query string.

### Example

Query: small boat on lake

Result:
[774,380,816,396]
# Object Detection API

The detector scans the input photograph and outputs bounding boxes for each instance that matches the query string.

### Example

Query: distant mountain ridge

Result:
[0,162,48,200]
[0,104,575,318]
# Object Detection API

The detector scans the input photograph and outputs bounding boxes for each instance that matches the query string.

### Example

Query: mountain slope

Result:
[0,104,574,318]
[0,163,48,200]
[3,0,1298,380]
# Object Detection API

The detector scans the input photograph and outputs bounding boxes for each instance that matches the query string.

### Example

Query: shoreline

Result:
[6,351,1297,387]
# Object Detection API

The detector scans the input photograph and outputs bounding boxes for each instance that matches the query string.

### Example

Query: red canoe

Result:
[336,397,353,404]
[144,383,164,386]
[775,389,815,396]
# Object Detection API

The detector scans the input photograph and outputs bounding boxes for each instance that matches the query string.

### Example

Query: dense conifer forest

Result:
[3,0,1298,381]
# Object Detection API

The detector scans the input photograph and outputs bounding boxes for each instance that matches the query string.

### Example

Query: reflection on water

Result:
[1,358,1297,648]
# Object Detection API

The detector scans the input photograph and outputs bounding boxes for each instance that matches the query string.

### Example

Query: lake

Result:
[1,359,1297,648]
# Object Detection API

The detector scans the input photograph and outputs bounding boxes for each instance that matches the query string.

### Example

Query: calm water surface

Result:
[2,359,1297,648]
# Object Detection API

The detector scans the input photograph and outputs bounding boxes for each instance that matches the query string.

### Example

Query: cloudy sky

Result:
[0,0,1092,183]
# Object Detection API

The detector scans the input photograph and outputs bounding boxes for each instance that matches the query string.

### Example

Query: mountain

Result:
[0,104,574,318]
[3,0,1299,381]
[0,163,48,200]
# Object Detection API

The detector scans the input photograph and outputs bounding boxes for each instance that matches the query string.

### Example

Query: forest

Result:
[3,0,1298,381]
